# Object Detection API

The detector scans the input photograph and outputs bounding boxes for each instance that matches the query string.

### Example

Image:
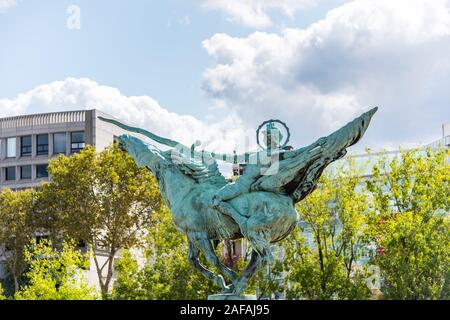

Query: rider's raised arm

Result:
[98,116,188,150]
[201,150,259,165]
[99,115,292,165]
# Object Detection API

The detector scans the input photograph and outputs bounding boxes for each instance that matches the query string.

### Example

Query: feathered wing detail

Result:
[169,149,228,187]
[247,107,378,203]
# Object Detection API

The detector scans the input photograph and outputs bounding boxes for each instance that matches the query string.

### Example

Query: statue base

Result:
[207,294,257,300]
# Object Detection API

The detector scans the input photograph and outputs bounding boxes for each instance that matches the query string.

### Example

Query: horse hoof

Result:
[215,275,233,292]
[218,281,235,294]
[221,286,234,294]
[232,287,244,296]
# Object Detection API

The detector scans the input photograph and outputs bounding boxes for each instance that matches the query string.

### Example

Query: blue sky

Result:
[1,0,449,154]
[0,0,348,118]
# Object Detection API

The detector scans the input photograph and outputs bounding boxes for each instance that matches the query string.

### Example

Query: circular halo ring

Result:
[256,119,291,149]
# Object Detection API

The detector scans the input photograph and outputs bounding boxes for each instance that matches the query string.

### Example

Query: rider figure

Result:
[211,123,284,236]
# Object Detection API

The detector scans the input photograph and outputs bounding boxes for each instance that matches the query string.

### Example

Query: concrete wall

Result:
[92,109,144,151]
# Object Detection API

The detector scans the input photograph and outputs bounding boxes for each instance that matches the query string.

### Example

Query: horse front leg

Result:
[188,239,232,293]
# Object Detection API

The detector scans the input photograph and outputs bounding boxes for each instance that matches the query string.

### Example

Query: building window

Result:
[36,164,49,178]
[5,167,16,181]
[20,165,32,180]
[6,137,16,158]
[36,134,49,155]
[20,136,32,157]
[53,132,67,154]
[71,131,85,153]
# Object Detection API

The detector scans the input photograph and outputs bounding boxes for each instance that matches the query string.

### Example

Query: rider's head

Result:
[262,123,283,150]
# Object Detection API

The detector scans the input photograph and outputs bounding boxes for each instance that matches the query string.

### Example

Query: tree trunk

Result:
[92,251,108,299]
[12,254,19,293]
[13,275,19,293]
[225,240,234,269]
[95,250,116,300]
[315,231,326,293]
[100,284,108,300]
[103,253,115,300]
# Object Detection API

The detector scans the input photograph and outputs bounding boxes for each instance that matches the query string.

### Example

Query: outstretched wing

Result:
[249,107,378,203]
[98,107,377,197]
[169,148,228,186]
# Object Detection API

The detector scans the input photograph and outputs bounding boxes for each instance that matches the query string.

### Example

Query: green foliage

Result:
[38,143,162,298]
[14,240,97,300]
[367,147,450,217]
[283,228,370,300]
[366,148,450,299]
[253,253,286,299]
[0,188,37,293]
[112,207,215,300]
[0,283,6,300]
[282,160,372,300]
[111,250,142,299]
[277,148,450,300]
[373,212,450,299]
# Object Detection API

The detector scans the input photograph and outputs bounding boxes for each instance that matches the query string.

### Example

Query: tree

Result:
[113,206,215,300]
[366,148,450,299]
[40,144,162,299]
[0,188,37,293]
[14,240,97,300]
[111,249,142,299]
[0,283,6,300]
[283,160,372,300]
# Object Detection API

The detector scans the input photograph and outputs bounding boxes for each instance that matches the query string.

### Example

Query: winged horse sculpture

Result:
[99,107,378,297]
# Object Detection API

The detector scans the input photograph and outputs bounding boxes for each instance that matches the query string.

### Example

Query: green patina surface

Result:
[99,107,378,296]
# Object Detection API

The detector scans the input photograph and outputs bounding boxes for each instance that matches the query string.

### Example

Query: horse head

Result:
[117,134,168,169]
[116,133,195,208]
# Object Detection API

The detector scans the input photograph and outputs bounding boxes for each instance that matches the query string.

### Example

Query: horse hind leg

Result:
[188,240,230,292]
[229,232,271,296]
[232,250,261,295]
[194,238,239,291]
[247,231,274,267]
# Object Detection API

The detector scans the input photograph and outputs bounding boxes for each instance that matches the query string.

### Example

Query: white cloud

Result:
[0,0,16,13]
[198,0,320,28]
[0,78,250,155]
[202,0,450,150]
